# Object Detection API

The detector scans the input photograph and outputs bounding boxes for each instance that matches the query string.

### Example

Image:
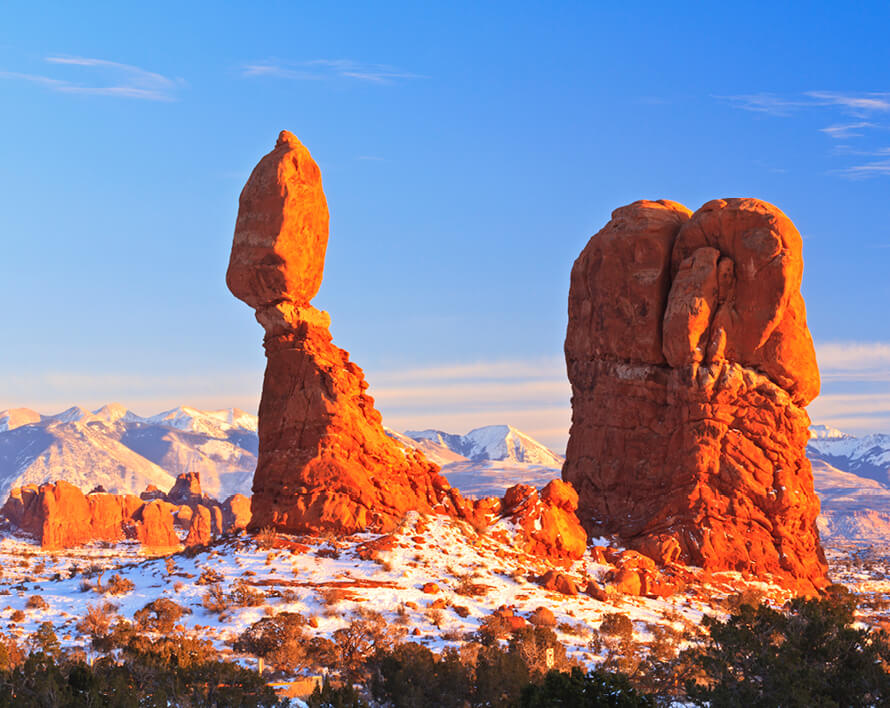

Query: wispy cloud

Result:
[817,341,890,372]
[811,341,890,435]
[0,55,182,101]
[719,91,890,117]
[5,343,888,451]
[718,91,890,177]
[836,159,890,179]
[242,59,425,84]
[820,122,876,139]
[366,357,570,450]
[805,91,890,114]
[715,93,813,116]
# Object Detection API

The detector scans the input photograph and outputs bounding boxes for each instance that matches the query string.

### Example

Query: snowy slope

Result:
[812,458,890,545]
[0,408,41,432]
[384,428,468,467]
[0,404,258,501]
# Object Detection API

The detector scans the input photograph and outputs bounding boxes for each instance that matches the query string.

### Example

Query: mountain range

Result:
[0,404,257,501]
[2,404,890,547]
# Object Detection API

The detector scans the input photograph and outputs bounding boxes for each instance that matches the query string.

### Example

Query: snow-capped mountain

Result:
[808,426,890,487]
[805,425,890,546]
[391,425,565,499]
[405,425,564,467]
[0,404,258,502]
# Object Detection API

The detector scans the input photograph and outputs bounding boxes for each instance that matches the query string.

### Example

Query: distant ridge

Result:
[405,424,564,467]
[0,404,258,501]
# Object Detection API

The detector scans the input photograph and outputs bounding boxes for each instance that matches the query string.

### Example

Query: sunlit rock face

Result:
[227,132,477,535]
[564,198,828,594]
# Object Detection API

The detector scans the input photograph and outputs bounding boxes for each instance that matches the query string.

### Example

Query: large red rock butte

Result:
[563,198,828,594]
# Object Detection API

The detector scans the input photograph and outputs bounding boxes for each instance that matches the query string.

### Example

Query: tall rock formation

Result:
[564,198,828,594]
[227,131,472,535]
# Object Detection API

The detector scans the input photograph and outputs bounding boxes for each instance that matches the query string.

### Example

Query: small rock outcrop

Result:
[222,494,252,532]
[499,480,587,560]
[227,131,474,535]
[564,198,828,594]
[1,481,177,550]
[185,505,213,546]
[167,471,205,506]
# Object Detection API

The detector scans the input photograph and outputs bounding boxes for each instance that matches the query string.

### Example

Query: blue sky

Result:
[1,1,888,449]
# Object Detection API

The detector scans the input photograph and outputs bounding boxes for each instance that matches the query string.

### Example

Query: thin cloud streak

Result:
[0,55,181,101]
[836,160,890,178]
[719,91,890,117]
[806,91,890,114]
[5,340,888,450]
[820,122,876,139]
[242,59,425,83]
[816,341,890,371]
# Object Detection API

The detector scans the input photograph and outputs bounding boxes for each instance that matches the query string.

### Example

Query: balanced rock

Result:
[564,198,828,594]
[227,131,472,534]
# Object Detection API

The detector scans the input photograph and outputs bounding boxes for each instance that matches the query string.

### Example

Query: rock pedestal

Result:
[227,132,472,534]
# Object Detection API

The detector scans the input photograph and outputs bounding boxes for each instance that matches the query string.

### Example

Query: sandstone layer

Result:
[564,198,828,594]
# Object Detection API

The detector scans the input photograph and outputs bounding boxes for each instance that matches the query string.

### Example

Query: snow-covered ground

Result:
[0,512,768,671]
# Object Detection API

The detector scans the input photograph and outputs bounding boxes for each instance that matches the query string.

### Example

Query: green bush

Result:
[685,586,890,707]
[519,666,655,707]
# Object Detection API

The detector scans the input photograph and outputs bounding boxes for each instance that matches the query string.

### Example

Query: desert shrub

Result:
[25,595,48,610]
[28,622,60,658]
[600,612,634,639]
[0,632,24,672]
[427,607,445,628]
[455,574,489,597]
[518,666,655,707]
[235,612,308,667]
[371,643,471,708]
[724,587,766,612]
[255,525,278,550]
[134,598,191,633]
[104,574,134,596]
[477,612,515,642]
[509,626,571,677]
[685,586,890,707]
[230,579,265,608]
[76,602,118,640]
[8,610,24,623]
[307,677,368,707]
[201,583,229,615]
[196,566,224,585]
[332,612,406,682]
